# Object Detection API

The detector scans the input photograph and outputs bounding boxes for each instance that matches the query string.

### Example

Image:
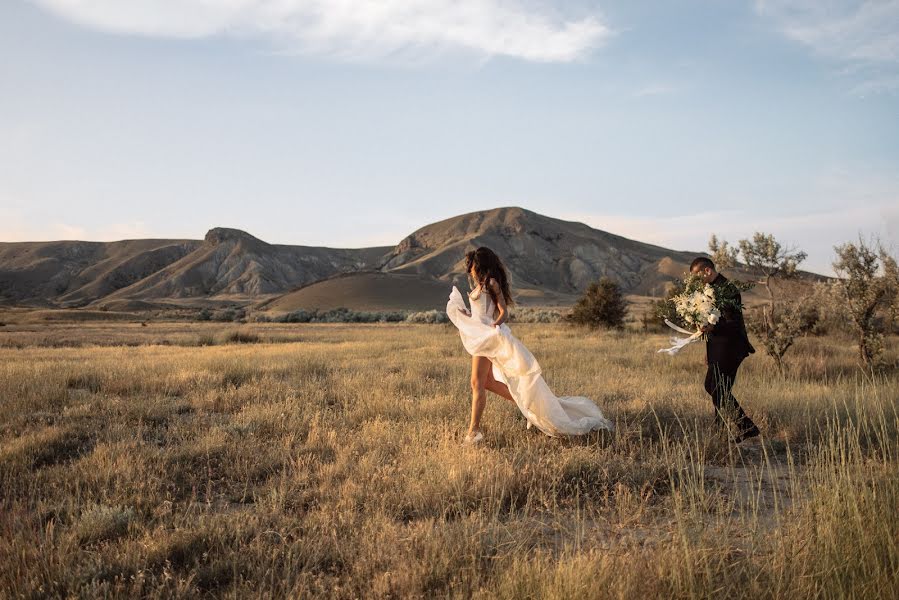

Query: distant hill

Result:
[379,207,698,301]
[0,207,817,312]
[0,228,388,309]
[0,239,199,307]
[96,228,389,308]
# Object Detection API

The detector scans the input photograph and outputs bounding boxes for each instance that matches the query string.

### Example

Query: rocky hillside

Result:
[0,207,763,310]
[380,207,698,300]
[97,228,389,307]
[0,239,200,307]
[0,229,389,309]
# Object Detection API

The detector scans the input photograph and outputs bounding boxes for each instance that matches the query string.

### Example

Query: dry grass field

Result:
[1,320,897,598]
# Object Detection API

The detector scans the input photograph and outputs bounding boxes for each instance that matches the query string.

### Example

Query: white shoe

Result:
[463,431,484,445]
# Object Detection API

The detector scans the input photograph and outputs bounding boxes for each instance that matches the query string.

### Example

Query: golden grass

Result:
[1,322,897,598]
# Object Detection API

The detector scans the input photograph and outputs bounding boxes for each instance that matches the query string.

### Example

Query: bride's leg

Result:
[469,356,491,434]
[485,366,514,404]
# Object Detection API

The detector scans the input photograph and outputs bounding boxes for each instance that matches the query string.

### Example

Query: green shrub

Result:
[510,307,564,323]
[568,277,628,329]
[222,330,261,344]
[406,310,449,324]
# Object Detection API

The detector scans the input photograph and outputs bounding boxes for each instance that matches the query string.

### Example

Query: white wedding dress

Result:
[447,286,614,437]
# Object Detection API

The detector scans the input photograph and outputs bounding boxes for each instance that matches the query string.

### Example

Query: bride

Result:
[447,247,614,444]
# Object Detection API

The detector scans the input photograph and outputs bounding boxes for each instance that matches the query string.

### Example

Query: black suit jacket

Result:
[706,274,755,367]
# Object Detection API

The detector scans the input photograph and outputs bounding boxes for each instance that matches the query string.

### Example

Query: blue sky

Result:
[2,1,898,275]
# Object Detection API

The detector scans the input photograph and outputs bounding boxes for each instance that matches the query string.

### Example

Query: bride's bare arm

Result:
[489,278,508,327]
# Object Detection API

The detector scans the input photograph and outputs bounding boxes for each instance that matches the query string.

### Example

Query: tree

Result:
[709,234,738,270]
[808,280,850,335]
[709,232,812,374]
[737,232,807,301]
[569,277,628,329]
[881,249,899,334]
[832,239,889,368]
[750,299,816,374]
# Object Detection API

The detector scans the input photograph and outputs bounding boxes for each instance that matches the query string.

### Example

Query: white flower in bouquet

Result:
[658,273,751,356]
[673,282,720,329]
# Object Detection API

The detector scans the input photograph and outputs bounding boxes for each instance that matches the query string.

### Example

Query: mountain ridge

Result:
[0,207,776,310]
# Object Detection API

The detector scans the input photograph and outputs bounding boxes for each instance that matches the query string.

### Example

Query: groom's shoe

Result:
[735,425,761,444]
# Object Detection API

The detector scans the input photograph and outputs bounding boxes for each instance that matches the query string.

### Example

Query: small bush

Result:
[510,308,564,323]
[222,330,261,344]
[641,310,666,332]
[75,505,134,546]
[568,277,628,329]
[797,302,822,335]
[406,310,449,324]
[194,334,217,346]
[746,300,818,374]
[212,308,237,322]
[197,308,212,322]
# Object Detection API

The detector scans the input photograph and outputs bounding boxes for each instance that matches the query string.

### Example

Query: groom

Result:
[690,257,761,443]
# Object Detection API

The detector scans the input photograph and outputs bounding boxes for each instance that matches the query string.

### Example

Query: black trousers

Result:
[704,358,756,433]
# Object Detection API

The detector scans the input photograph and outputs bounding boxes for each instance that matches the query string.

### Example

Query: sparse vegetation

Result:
[405,309,449,324]
[833,239,891,369]
[711,232,813,374]
[882,250,899,334]
[0,320,897,598]
[510,307,564,323]
[255,308,408,324]
[568,277,628,329]
[222,329,262,344]
[75,505,136,546]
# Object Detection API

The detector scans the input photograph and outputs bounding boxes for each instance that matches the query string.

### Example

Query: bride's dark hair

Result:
[465,247,514,306]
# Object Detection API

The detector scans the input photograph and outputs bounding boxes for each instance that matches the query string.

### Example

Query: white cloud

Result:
[756,1,899,93]
[33,0,611,63]
[757,1,899,62]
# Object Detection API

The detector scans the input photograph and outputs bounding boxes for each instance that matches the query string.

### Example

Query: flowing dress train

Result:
[447,286,613,437]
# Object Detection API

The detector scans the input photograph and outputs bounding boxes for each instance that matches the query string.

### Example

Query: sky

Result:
[1,1,898,275]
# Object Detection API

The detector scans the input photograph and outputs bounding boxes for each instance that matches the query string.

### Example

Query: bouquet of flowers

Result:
[672,273,721,330]
[657,273,747,356]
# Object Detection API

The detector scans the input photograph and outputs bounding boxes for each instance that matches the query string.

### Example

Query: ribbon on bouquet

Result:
[657,319,703,356]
